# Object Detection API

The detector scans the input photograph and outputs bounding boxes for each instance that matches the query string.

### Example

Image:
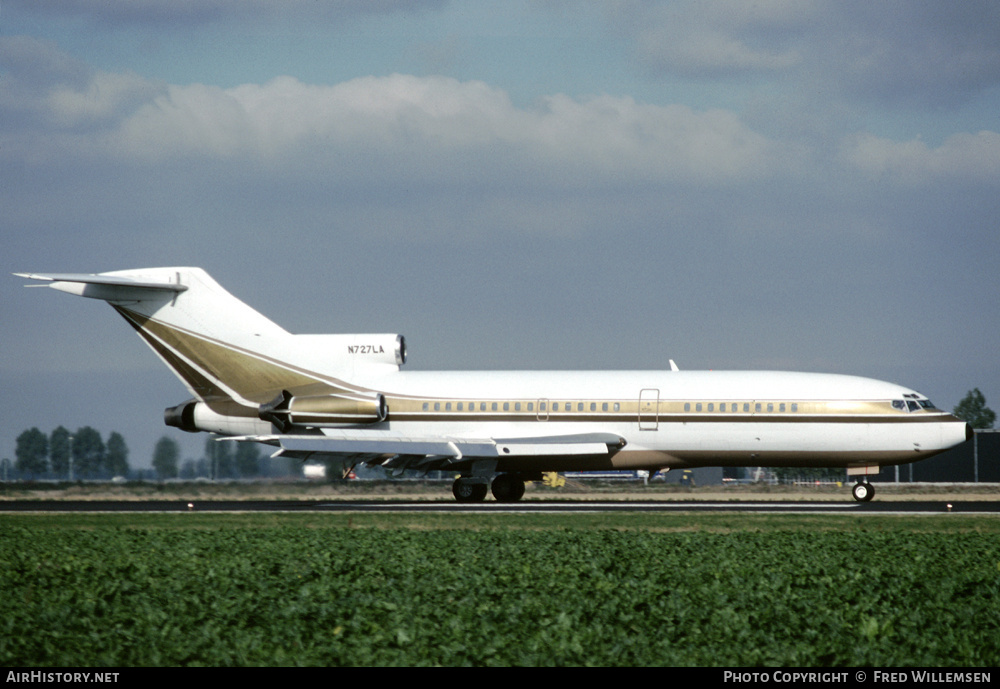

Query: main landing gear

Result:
[490,473,526,502]
[852,480,875,502]
[452,473,527,503]
[452,478,488,503]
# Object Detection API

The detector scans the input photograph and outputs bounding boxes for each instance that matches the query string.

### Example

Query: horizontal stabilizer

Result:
[16,272,188,291]
[16,271,188,302]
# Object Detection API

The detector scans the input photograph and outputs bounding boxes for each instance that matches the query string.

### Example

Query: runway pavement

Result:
[2,498,998,514]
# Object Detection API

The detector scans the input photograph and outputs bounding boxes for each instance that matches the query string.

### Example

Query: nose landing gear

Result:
[852,480,875,502]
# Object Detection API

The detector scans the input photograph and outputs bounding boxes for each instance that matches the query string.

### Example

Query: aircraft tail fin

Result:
[16,268,306,406]
[18,267,407,436]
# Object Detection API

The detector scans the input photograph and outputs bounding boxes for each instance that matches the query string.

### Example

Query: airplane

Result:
[16,267,971,503]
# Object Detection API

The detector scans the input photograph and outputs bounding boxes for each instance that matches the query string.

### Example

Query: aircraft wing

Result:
[234,431,626,471]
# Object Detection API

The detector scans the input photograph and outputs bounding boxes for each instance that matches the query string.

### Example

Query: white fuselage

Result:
[306,368,971,473]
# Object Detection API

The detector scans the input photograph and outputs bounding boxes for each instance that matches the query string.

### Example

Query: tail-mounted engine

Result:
[164,400,199,433]
[258,390,388,432]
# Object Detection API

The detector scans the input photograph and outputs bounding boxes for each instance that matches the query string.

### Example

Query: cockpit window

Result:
[895,396,937,412]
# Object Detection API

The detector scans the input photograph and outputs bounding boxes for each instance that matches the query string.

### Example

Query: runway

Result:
[2,499,998,514]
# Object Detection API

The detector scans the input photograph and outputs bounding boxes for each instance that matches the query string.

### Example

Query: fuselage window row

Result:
[415,400,930,414]
[420,401,622,412]
[417,401,809,413]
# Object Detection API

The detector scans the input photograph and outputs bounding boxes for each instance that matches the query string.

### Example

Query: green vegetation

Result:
[8,427,275,481]
[954,388,997,429]
[2,513,998,667]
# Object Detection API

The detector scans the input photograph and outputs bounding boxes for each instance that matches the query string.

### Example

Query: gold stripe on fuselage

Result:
[112,308,954,433]
[380,395,949,425]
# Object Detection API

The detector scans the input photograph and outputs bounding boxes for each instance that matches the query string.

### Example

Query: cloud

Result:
[623,0,809,77]
[840,130,1000,184]
[1,38,785,188]
[0,36,162,130]
[115,75,786,188]
[612,0,1000,104]
[8,0,446,28]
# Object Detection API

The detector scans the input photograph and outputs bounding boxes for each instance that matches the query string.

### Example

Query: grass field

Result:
[2,510,999,667]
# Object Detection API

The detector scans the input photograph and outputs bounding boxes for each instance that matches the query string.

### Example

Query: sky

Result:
[2,0,999,469]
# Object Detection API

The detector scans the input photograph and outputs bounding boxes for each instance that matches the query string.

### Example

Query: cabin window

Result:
[779,403,785,412]
[540,402,547,412]
[707,403,714,412]
[590,402,596,412]
[766,403,773,413]
[578,402,584,412]
[695,403,702,412]
[423,402,429,411]
[492,402,498,411]
[528,402,534,411]
[719,403,726,412]
[603,402,609,411]
[791,403,798,412]
[614,403,620,412]
[434,402,440,411]
[446,402,452,411]
[515,402,521,411]
[755,403,761,412]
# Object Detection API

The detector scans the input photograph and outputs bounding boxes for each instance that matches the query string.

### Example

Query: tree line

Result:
[10,426,129,480]
[152,435,269,481]
[7,428,282,481]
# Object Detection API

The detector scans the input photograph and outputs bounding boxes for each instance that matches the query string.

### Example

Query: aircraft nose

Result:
[939,415,974,449]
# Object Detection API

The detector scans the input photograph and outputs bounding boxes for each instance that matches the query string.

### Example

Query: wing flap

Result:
[233,431,625,462]
[279,434,497,459]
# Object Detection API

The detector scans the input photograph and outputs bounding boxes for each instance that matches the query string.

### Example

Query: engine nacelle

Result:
[165,399,271,435]
[164,400,199,433]
[258,390,388,431]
